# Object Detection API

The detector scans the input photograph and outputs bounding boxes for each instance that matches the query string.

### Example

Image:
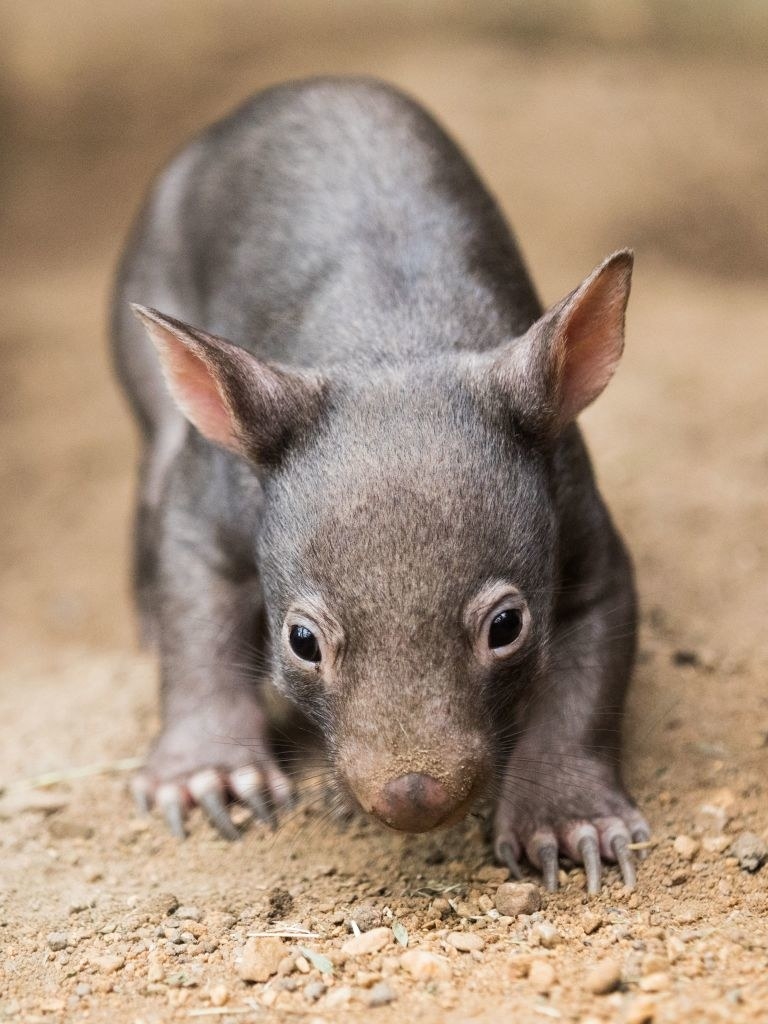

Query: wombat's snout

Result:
[339,722,488,833]
[370,773,455,832]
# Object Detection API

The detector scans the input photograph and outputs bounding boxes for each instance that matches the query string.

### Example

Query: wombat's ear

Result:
[492,250,633,432]
[131,305,326,465]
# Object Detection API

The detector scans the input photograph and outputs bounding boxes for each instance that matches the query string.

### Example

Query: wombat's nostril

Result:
[373,772,454,832]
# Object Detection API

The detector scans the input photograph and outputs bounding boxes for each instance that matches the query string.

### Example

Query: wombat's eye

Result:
[289,624,321,663]
[488,609,523,649]
[466,583,531,665]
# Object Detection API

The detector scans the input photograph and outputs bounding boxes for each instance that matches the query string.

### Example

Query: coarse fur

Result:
[112,76,647,881]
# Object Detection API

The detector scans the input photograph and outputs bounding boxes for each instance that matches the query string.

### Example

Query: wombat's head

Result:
[135,251,632,832]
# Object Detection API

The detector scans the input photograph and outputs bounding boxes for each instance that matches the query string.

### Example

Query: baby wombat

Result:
[112,77,649,892]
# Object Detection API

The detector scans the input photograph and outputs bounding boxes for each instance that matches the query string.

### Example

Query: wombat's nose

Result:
[373,773,453,832]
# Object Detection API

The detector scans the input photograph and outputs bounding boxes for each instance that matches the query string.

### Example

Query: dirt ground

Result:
[1,14,767,1024]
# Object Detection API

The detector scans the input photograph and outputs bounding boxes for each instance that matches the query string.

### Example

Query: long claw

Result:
[631,826,651,861]
[188,770,240,840]
[243,790,274,827]
[230,766,272,825]
[579,835,602,895]
[157,785,187,840]
[539,844,559,892]
[198,789,240,841]
[498,841,524,880]
[612,834,636,889]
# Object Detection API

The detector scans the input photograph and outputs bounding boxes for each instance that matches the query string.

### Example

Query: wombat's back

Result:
[113,77,541,432]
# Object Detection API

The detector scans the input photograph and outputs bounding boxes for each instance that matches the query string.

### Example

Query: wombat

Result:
[112,77,649,892]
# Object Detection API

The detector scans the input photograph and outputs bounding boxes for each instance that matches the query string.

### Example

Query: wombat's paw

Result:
[130,722,294,840]
[493,769,650,895]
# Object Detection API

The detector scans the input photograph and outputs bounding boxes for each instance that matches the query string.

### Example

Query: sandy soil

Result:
[1,26,767,1024]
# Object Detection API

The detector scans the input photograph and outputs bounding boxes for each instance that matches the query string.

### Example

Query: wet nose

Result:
[371,772,454,832]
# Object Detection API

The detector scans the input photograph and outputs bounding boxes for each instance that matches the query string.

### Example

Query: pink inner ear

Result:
[157,332,239,449]
[558,262,630,423]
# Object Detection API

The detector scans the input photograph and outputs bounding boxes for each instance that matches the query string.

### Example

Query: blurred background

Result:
[1,0,766,669]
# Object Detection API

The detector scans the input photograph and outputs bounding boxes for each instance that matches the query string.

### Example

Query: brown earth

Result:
[1,18,767,1024]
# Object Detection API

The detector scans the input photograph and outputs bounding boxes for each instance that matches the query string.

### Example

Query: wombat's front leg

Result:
[131,453,293,839]
[494,489,649,893]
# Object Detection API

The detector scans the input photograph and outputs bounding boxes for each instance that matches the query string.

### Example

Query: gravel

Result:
[584,959,622,994]
[365,980,397,1006]
[447,931,485,952]
[528,959,557,994]
[341,926,392,956]
[400,949,452,981]
[238,936,286,982]
[494,882,541,917]
[730,832,767,873]
[673,835,700,861]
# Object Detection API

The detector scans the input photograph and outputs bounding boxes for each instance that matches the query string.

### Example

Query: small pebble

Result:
[532,922,560,949]
[147,960,164,983]
[584,959,622,995]
[324,985,354,1008]
[349,903,381,932]
[400,949,451,981]
[528,959,556,994]
[447,931,485,952]
[474,865,509,883]
[494,882,541,917]
[625,997,657,1024]
[238,936,285,982]
[209,985,228,1007]
[702,835,730,854]
[94,955,125,974]
[582,911,603,935]
[303,981,326,1001]
[639,971,671,992]
[277,955,296,976]
[730,832,767,873]
[144,893,179,919]
[46,933,68,951]
[174,905,202,922]
[455,900,481,918]
[341,926,392,956]
[365,981,396,1006]
[673,835,700,862]
[355,970,381,988]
